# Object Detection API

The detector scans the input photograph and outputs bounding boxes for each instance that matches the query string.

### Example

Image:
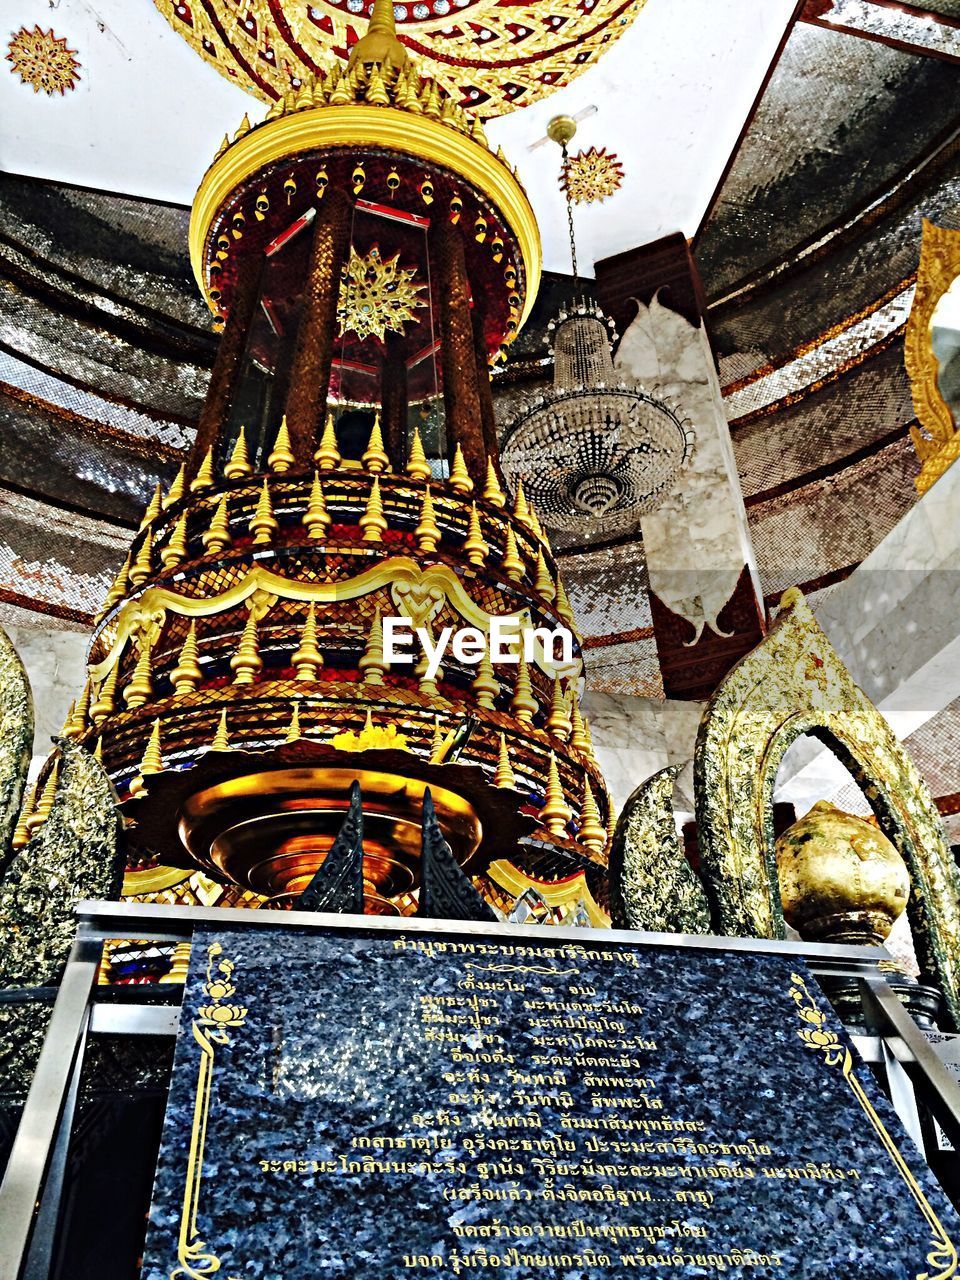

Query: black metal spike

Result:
[294,779,365,914]
[416,787,497,922]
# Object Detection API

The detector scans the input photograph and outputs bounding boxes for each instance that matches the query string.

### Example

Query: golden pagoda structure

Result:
[58,2,611,920]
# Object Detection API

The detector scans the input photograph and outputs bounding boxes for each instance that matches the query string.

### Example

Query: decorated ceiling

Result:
[152,0,647,116]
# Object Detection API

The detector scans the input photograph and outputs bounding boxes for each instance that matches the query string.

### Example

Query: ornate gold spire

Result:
[304,472,331,537]
[463,503,488,567]
[191,447,216,492]
[429,714,445,763]
[91,663,119,726]
[129,530,154,586]
[160,513,189,569]
[555,576,576,630]
[472,644,498,709]
[546,677,571,740]
[210,708,231,751]
[123,636,154,709]
[268,417,296,473]
[292,602,323,679]
[578,777,606,852]
[129,718,164,798]
[102,553,131,613]
[359,610,387,685]
[534,549,555,603]
[251,479,279,545]
[347,0,410,76]
[570,698,588,752]
[510,654,537,725]
[285,702,302,743]
[541,752,572,836]
[416,486,441,553]
[502,526,524,582]
[12,784,35,850]
[314,412,341,471]
[203,495,232,555]
[482,459,506,508]
[139,483,163,530]
[493,733,516,789]
[163,463,186,508]
[406,427,431,481]
[66,677,93,737]
[448,444,473,495]
[528,504,546,545]
[513,479,532,528]
[230,613,262,685]
[224,428,253,479]
[171,622,202,695]
[362,414,389,474]
[360,477,388,542]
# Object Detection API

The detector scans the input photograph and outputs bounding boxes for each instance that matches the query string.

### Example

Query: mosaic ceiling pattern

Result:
[153,0,647,115]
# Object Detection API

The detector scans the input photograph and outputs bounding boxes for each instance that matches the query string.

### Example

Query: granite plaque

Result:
[142,925,960,1279]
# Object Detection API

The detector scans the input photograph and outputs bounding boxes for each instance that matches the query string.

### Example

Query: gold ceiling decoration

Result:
[560,145,624,205]
[905,219,960,494]
[6,25,80,96]
[337,245,428,343]
[152,0,648,118]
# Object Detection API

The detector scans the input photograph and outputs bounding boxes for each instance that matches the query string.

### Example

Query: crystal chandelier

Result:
[499,116,694,539]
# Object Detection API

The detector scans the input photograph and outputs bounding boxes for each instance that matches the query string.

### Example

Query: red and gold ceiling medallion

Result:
[6,25,81,95]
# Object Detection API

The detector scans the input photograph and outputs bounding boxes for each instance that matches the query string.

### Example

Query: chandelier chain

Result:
[561,143,579,283]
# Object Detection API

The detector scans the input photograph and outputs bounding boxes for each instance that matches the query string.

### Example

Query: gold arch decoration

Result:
[694,588,960,1029]
[905,219,960,494]
[90,558,581,683]
[153,0,648,119]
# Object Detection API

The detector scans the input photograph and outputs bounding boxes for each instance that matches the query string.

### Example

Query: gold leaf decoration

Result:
[560,146,624,205]
[6,26,80,96]
[337,245,428,343]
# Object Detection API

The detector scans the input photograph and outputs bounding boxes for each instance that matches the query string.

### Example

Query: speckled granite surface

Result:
[141,926,960,1279]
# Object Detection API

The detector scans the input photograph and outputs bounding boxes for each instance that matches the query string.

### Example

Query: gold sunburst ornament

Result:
[560,147,625,205]
[6,25,80,95]
[337,245,428,344]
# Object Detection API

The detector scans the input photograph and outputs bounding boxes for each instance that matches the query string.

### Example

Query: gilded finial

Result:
[203,495,232,555]
[510,654,537,725]
[606,799,617,848]
[416,485,441,553]
[60,700,76,739]
[541,753,572,836]
[429,715,445,763]
[463,503,488,567]
[314,412,341,471]
[91,662,119,726]
[66,678,93,738]
[528,503,546,544]
[123,635,154,709]
[570,698,588,752]
[160,513,189,569]
[139,483,163,530]
[292,602,323,679]
[102,553,131,612]
[129,530,154,587]
[223,428,253,479]
[360,477,388,542]
[362,413,390,474]
[555,576,577,630]
[285,702,302,743]
[347,0,409,77]
[26,756,60,835]
[534,549,556,603]
[190,447,216,492]
[472,644,498,709]
[12,782,36,849]
[501,525,524,582]
[129,719,163,797]
[250,479,279,545]
[268,417,296,473]
[230,613,262,685]
[171,622,202,695]
[366,63,390,106]
[359,610,388,684]
[578,777,607,853]
[493,734,516,789]
[482,459,506,508]
[210,708,231,752]
[406,427,431,481]
[448,444,473,495]
[304,472,331,537]
[163,463,186,508]
[92,736,104,764]
[513,480,532,528]
[546,677,571,740]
